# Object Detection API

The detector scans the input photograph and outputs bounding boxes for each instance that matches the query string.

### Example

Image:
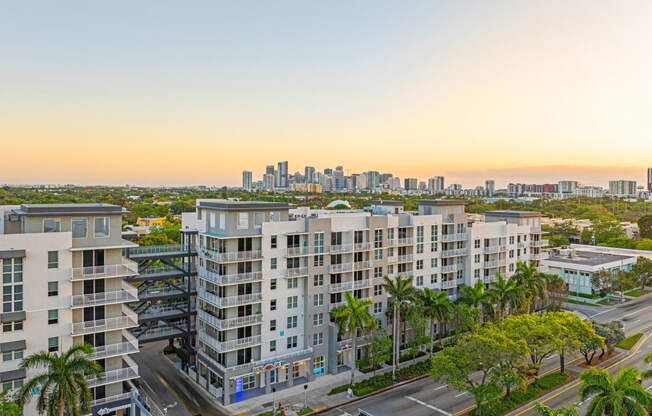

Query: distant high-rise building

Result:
[485,180,495,197]
[559,181,578,194]
[304,166,315,183]
[324,168,333,175]
[418,181,427,191]
[263,173,274,189]
[380,173,393,184]
[366,171,380,189]
[428,176,445,194]
[648,168,652,192]
[242,170,252,190]
[404,178,418,191]
[609,180,637,198]
[277,161,288,189]
[266,165,275,175]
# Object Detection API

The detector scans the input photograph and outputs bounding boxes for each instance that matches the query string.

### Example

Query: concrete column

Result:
[223,383,230,406]
[265,370,272,394]
[288,364,294,386]
[307,359,314,381]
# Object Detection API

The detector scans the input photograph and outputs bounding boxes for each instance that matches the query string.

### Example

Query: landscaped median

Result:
[616,332,643,350]
[328,360,430,396]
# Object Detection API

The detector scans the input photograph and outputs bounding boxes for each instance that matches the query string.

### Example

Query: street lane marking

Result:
[455,392,467,398]
[406,396,452,416]
[434,385,446,391]
[623,305,652,318]
[336,408,351,416]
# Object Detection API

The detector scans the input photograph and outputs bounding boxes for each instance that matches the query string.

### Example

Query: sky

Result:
[2,1,651,188]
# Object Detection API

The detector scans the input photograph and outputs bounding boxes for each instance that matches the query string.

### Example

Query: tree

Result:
[643,353,652,380]
[638,215,652,239]
[331,291,374,386]
[405,303,428,363]
[583,217,626,245]
[431,328,504,416]
[632,256,652,291]
[546,274,569,311]
[457,280,495,322]
[418,288,453,355]
[579,367,651,416]
[513,262,548,312]
[18,343,102,416]
[489,272,525,320]
[0,390,20,416]
[383,275,416,379]
[593,322,625,359]
[369,333,392,376]
[534,403,580,416]
[490,325,529,400]
[546,312,604,368]
[502,314,556,386]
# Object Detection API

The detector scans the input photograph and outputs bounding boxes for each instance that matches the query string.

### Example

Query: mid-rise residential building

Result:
[0,204,140,415]
[559,180,578,194]
[542,248,635,295]
[428,176,445,194]
[609,180,637,198]
[187,200,547,405]
[648,168,652,192]
[485,180,495,197]
[277,161,289,189]
[404,178,418,191]
[304,166,315,184]
[242,171,252,191]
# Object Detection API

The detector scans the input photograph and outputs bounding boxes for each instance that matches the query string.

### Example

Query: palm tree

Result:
[457,280,495,322]
[383,275,416,380]
[18,343,102,416]
[643,352,652,380]
[534,403,580,416]
[489,272,525,320]
[418,288,453,355]
[331,291,375,386]
[579,367,651,416]
[514,261,548,312]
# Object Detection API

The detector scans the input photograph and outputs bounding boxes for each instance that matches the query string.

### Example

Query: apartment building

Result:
[0,204,140,416]
[609,180,637,198]
[188,199,547,405]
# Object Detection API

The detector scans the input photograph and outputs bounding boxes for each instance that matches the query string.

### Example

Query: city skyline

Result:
[3,1,652,186]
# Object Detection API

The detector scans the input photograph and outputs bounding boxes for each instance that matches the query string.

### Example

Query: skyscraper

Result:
[648,168,652,192]
[304,166,315,183]
[242,170,252,190]
[485,180,495,197]
[428,176,445,194]
[277,161,288,189]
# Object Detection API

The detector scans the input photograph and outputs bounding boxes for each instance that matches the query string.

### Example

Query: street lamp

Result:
[303,384,308,409]
[272,387,277,415]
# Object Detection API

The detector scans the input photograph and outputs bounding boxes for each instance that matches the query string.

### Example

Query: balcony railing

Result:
[440,248,468,257]
[71,261,138,281]
[286,267,309,277]
[397,254,413,263]
[518,241,528,249]
[88,356,139,388]
[87,332,140,360]
[329,263,353,273]
[330,244,354,254]
[530,240,549,247]
[129,244,195,256]
[198,310,263,330]
[199,333,262,353]
[442,280,456,289]
[138,283,195,298]
[202,249,262,263]
[441,264,458,273]
[71,282,138,308]
[286,246,309,257]
[72,306,138,335]
[441,233,467,242]
[396,238,413,246]
[534,252,548,260]
[484,246,507,254]
[329,301,346,311]
[354,279,373,289]
[199,269,263,285]
[328,282,353,293]
[353,260,372,270]
[354,242,373,251]
[485,259,506,268]
[199,288,263,308]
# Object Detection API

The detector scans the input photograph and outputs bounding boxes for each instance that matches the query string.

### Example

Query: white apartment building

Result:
[187,200,547,405]
[0,204,140,416]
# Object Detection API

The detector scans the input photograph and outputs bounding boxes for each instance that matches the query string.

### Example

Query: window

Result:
[388,228,394,241]
[416,260,423,270]
[270,340,277,352]
[48,281,58,297]
[270,299,277,311]
[2,350,23,362]
[287,278,297,289]
[313,313,323,326]
[313,274,324,286]
[474,254,481,264]
[313,356,324,374]
[271,258,277,270]
[388,265,394,275]
[430,274,437,284]
[43,219,60,233]
[237,213,249,229]
[2,379,23,393]
[509,236,515,244]
[474,269,480,278]
[270,319,277,331]
[313,293,323,307]
[417,226,424,243]
[374,229,383,248]
[509,250,514,258]
[287,296,298,309]
[2,321,22,333]
[94,217,109,237]
[254,212,264,228]
[373,302,382,313]
[287,315,298,329]
[287,336,298,349]
[474,239,481,249]
[47,251,58,269]
[431,258,438,268]
[374,285,383,296]
[374,249,382,260]
[417,244,424,254]
[270,279,277,290]
[48,309,58,325]
[431,242,437,252]
[509,263,515,272]
[313,332,323,346]
[2,258,23,313]
[314,255,324,267]
[431,225,438,241]
[374,267,382,278]
[271,235,277,249]
[71,218,87,238]
[416,276,423,286]
[48,337,59,353]
[314,232,324,253]
[219,213,226,230]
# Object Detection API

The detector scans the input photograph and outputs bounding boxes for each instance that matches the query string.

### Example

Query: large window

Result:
[237,213,249,229]
[43,219,60,233]
[94,217,109,237]
[72,218,88,238]
[287,315,298,329]
[287,336,298,349]
[48,251,58,269]
[313,332,323,346]
[287,296,298,309]
[2,258,23,313]
[48,281,58,297]
[48,337,59,353]
[313,356,324,374]
[48,309,58,325]
[313,233,324,253]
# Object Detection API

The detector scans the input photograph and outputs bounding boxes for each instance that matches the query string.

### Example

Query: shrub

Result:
[163,345,176,354]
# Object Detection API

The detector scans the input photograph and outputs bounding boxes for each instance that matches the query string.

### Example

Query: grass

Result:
[569,292,602,299]
[469,372,570,416]
[328,360,431,396]
[625,289,651,297]
[298,407,314,415]
[566,299,598,307]
[257,408,313,416]
[616,333,643,350]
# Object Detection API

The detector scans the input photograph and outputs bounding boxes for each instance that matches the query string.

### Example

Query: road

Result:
[321,293,652,416]
[133,340,229,416]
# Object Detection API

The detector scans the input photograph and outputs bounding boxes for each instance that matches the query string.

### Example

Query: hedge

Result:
[328,360,431,396]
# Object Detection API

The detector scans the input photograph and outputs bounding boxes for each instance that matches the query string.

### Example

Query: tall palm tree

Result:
[457,280,495,322]
[18,343,102,416]
[383,275,416,380]
[489,272,525,320]
[534,403,580,416]
[514,261,548,312]
[331,291,375,386]
[643,352,652,380]
[418,288,453,355]
[579,367,651,416]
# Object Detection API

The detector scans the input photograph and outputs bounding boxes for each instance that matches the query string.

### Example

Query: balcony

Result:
[220,346,313,375]
[202,249,262,263]
[440,248,468,257]
[199,269,263,285]
[530,240,549,248]
[354,242,373,251]
[71,282,138,308]
[138,282,195,299]
[72,306,138,335]
[328,282,353,293]
[353,260,372,270]
[71,261,138,281]
[286,267,309,277]
[441,233,466,242]
[87,331,140,360]
[199,333,262,353]
[442,279,456,289]
[88,356,139,388]
[286,246,309,257]
[396,238,413,246]
[329,301,346,311]
[330,263,353,273]
[129,244,196,257]
[198,310,263,330]
[199,288,263,308]
[441,264,458,273]
[485,259,506,268]
[397,254,413,263]
[534,252,548,260]
[330,244,354,254]
[354,279,373,290]
[518,241,528,249]
[483,246,506,254]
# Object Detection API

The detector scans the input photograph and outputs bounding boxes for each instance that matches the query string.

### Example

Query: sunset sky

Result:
[2,1,651,188]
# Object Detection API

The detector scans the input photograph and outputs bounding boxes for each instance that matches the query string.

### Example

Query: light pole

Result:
[303,384,308,409]
[272,387,277,415]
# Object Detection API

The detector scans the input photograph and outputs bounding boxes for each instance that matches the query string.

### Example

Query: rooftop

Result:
[197,200,289,211]
[484,210,541,217]
[546,250,635,267]
[369,200,403,206]
[14,203,127,216]
[417,200,465,206]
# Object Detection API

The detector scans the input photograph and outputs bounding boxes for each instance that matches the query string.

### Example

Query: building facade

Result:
[188,200,547,405]
[609,180,637,198]
[242,171,252,191]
